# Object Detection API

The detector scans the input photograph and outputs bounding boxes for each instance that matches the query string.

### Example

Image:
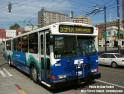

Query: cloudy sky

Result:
[0,0,122,29]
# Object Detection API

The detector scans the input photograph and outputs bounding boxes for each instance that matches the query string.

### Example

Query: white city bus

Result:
[5,22,100,88]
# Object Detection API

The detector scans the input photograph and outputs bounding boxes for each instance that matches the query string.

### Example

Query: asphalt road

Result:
[0,50,124,94]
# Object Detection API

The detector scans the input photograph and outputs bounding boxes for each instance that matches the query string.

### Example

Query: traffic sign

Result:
[103,32,107,38]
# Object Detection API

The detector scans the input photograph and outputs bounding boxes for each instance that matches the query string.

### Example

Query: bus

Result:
[5,22,101,88]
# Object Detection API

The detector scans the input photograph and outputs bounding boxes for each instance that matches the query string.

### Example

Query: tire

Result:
[111,62,117,68]
[30,65,38,83]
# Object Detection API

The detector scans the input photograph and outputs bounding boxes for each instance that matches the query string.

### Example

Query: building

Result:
[99,26,124,47]
[71,15,92,25]
[95,20,120,37]
[95,20,123,46]
[0,29,24,44]
[6,30,16,38]
[38,9,68,27]
[0,29,6,44]
[95,20,124,44]
[16,30,24,36]
[24,25,38,32]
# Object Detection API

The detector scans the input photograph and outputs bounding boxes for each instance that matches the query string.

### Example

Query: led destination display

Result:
[59,25,93,34]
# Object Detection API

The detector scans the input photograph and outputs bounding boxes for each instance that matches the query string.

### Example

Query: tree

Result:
[9,24,20,30]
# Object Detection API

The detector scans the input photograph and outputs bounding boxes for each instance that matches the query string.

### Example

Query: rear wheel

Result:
[30,65,38,83]
[111,62,117,68]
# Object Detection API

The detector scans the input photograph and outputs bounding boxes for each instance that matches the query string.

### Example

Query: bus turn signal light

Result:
[52,76,56,79]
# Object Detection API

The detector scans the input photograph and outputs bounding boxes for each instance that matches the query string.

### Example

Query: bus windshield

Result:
[77,37,97,57]
[53,36,97,59]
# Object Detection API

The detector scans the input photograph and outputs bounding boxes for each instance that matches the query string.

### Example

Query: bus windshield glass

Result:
[77,37,97,57]
[53,36,97,59]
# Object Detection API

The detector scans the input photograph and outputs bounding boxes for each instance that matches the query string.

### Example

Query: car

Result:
[98,53,124,68]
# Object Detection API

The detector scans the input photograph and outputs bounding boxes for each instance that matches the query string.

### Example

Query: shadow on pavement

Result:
[41,81,96,93]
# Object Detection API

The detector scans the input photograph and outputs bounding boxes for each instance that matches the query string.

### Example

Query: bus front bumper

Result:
[51,72,101,88]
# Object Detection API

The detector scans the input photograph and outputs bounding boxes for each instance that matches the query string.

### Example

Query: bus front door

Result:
[40,32,51,82]
[40,33,46,80]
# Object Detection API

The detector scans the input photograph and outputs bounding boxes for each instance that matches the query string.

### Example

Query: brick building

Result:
[0,29,10,44]
[71,15,92,25]
[95,20,120,37]
[0,29,24,44]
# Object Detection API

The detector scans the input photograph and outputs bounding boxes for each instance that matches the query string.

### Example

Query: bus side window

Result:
[22,35,28,52]
[13,39,16,51]
[17,37,21,51]
[14,38,18,51]
[29,32,38,53]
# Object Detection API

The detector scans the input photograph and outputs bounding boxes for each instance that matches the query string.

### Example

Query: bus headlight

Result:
[91,69,97,72]
[58,75,67,79]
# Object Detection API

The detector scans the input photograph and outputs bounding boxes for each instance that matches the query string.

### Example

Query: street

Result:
[1,0,124,94]
[0,50,124,94]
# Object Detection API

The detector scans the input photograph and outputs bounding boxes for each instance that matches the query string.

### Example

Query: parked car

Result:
[98,53,124,68]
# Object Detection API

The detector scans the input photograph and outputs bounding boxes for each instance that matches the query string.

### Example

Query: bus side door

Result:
[40,31,51,81]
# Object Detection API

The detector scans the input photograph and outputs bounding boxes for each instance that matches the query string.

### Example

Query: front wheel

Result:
[111,62,117,68]
[30,65,38,83]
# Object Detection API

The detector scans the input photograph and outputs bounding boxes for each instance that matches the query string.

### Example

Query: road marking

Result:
[15,84,27,94]
[41,81,51,87]
[0,69,6,77]
[3,68,13,76]
[95,79,124,89]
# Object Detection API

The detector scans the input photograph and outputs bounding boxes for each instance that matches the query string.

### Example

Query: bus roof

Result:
[5,22,96,41]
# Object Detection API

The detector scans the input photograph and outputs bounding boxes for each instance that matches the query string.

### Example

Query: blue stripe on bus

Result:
[13,51,26,65]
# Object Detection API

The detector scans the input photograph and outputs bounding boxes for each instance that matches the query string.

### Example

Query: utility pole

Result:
[104,6,107,52]
[117,0,120,53]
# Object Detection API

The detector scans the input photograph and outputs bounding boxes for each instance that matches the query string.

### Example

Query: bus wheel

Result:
[30,65,38,83]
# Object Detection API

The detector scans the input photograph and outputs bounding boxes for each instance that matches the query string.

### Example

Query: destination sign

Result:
[59,25,93,34]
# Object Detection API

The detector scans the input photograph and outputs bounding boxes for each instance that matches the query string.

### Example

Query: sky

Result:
[0,0,123,29]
